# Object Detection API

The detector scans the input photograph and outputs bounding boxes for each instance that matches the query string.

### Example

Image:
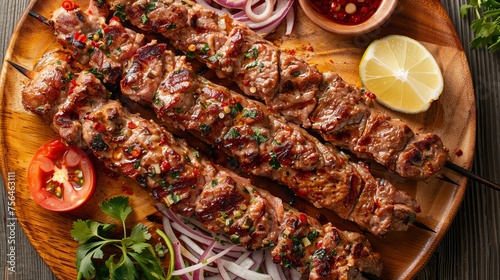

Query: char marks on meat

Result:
[105,0,448,180]
[44,2,418,236]
[21,48,383,279]
[121,42,419,236]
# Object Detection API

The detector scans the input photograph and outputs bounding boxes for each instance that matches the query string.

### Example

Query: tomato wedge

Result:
[28,139,96,211]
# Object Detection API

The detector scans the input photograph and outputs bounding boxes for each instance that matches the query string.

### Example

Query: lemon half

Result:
[359,35,444,114]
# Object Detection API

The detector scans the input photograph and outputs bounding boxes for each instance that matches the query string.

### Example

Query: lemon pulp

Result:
[359,35,444,113]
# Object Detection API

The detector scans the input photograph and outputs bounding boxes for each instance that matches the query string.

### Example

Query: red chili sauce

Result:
[309,0,382,25]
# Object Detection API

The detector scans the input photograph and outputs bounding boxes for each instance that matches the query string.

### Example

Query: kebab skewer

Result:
[39,1,419,236]
[19,49,383,279]
[102,0,449,180]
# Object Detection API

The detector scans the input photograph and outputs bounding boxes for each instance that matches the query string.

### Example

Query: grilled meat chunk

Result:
[21,51,73,123]
[105,0,449,180]
[51,2,145,83]
[21,50,383,279]
[121,42,419,236]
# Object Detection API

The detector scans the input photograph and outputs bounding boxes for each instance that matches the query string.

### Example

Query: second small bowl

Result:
[298,0,399,36]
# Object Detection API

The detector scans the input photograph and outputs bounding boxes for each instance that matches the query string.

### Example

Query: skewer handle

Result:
[445,161,500,191]
[28,10,54,28]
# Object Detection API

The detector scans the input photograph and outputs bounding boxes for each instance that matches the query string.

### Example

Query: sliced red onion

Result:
[234,251,251,265]
[249,250,264,271]
[284,4,294,35]
[172,241,193,280]
[159,203,288,279]
[193,241,217,280]
[245,0,275,22]
[180,234,206,256]
[172,245,238,276]
[215,259,231,280]
[194,0,294,36]
[246,0,293,29]
[264,250,282,280]
[213,0,247,9]
[221,260,273,280]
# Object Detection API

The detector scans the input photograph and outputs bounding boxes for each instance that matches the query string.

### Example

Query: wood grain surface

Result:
[0,0,498,279]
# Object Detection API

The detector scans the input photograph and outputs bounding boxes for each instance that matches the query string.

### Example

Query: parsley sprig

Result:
[70,196,174,280]
[460,0,500,52]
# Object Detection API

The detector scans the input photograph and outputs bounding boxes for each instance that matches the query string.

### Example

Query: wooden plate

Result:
[0,0,475,279]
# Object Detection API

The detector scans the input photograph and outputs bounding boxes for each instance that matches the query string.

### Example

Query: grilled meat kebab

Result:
[21,49,383,279]
[47,1,419,236]
[103,0,449,180]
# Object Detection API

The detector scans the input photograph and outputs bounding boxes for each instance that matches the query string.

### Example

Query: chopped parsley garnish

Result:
[269,151,281,170]
[224,127,240,140]
[87,68,104,79]
[244,61,259,69]
[90,133,108,151]
[229,103,243,117]
[242,109,258,119]
[244,47,259,59]
[250,129,268,144]
[200,44,210,55]
[141,14,149,24]
[170,171,180,179]
[200,123,212,135]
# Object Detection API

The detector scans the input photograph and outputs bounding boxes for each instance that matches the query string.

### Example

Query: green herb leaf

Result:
[100,196,132,223]
[71,197,172,280]
[461,1,500,52]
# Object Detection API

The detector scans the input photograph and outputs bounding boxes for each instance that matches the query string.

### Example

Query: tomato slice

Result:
[28,139,96,211]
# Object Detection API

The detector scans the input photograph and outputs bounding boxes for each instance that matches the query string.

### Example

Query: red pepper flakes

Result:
[193,169,199,176]
[455,149,463,157]
[316,240,323,249]
[301,43,314,51]
[62,0,74,11]
[74,31,87,43]
[309,0,381,25]
[161,161,171,172]
[228,98,237,105]
[159,133,168,145]
[365,91,376,99]
[127,121,137,129]
[94,123,106,133]
[296,189,308,197]
[329,59,334,64]
[243,80,250,86]
[121,183,134,195]
[299,213,307,223]
[130,147,142,158]
[289,49,296,56]
[110,16,121,22]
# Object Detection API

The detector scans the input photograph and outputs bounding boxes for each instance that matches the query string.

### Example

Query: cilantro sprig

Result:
[460,0,500,52]
[70,196,174,280]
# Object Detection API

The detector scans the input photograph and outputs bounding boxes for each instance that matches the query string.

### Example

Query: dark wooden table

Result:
[1,0,499,279]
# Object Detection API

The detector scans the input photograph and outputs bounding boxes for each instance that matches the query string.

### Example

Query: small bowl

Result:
[298,0,398,36]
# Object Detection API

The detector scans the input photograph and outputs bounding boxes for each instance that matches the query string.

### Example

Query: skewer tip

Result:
[7,60,33,79]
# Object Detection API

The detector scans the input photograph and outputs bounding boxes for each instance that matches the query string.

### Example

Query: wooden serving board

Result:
[0,0,475,279]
